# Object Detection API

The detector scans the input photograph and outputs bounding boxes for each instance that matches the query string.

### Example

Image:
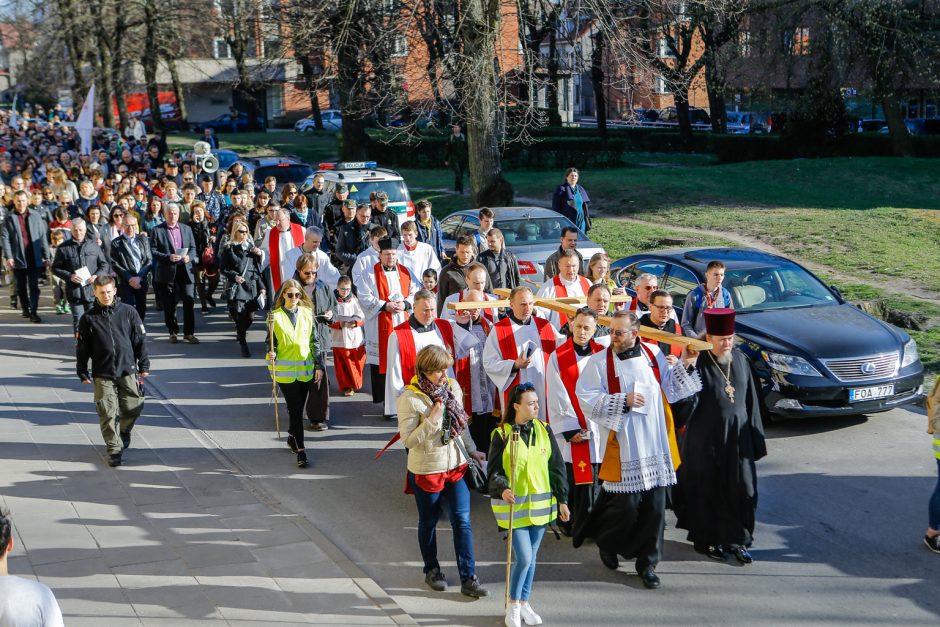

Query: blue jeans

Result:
[930,459,940,531]
[408,472,476,582]
[509,525,546,602]
[68,300,87,333]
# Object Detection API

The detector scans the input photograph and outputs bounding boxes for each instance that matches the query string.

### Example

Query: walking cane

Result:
[266,311,281,437]
[504,427,520,608]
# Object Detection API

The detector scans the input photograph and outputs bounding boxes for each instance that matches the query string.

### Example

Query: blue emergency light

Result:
[318,161,378,171]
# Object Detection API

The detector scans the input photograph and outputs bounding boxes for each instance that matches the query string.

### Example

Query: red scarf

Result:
[268,223,304,290]
[375,262,412,374]
[553,275,592,326]
[555,338,603,484]
[494,316,557,408]
[394,319,456,385]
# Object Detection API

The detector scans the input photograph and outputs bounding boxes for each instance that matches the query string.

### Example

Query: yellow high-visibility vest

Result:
[268,308,316,383]
[934,438,940,461]
[490,420,557,529]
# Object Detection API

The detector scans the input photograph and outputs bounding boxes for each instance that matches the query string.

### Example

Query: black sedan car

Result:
[612,248,925,419]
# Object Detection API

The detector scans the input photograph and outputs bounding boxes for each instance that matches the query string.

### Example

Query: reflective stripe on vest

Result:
[268,308,316,383]
[934,438,940,460]
[490,420,557,529]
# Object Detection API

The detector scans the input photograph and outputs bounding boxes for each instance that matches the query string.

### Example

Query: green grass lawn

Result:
[168,131,338,165]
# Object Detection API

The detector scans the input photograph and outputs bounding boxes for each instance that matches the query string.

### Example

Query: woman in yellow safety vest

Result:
[926,382,940,554]
[488,382,569,627]
[266,278,322,468]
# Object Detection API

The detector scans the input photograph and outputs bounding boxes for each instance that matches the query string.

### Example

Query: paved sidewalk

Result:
[0,306,415,626]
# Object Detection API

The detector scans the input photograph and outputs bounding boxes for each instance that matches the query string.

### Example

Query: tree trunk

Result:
[591,29,607,138]
[298,56,324,130]
[673,85,694,149]
[110,0,130,134]
[460,0,513,206]
[165,57,190,131]
[336,12,368,160]
[57,0,88,106]
[704,41,728,134]
[546,21,561,126]
[142,0,164,135]
[881,93,912,156]
[95,44,115,130]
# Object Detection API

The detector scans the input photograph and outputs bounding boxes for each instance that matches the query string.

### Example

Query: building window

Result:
[784,27,810,55]
[658,37,676,58]
[214,38,232,59]
[738,31,751,57]
[263,38,281,58]
[267,85,283,119]
[654,75,669,95]
[391,34,408,57]
[563,78,570,112]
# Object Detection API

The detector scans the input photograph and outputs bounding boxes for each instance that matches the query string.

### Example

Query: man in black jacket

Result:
[110,214,152,321]
[437,234,492,313]
[51,218,109,333]
[335,203,372,274]
[1,190,49,322]
[77,276,149,467]
[150,203,199,343]
[477,228,520,291]
[370,193,400,248]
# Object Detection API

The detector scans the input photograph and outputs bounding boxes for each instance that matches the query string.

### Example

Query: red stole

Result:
[555,338,603,484]
[494,316,557,408]
[269,223,305,290]
[553,275,592,326]
[394,319,456,385]
[629,296,638,312]
[375,262,412,373]
[454,317,491,414]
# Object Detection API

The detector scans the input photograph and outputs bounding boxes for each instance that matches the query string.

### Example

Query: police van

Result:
[300,161,415,228]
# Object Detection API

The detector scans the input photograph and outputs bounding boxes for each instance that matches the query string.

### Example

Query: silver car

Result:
[439,206,604,283]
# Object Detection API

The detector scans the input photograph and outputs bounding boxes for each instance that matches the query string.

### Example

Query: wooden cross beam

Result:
[451,287,712,350]
[446,293,634,310]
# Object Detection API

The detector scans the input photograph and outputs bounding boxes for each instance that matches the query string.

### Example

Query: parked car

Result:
[610,247,924,419]
[857,118,889,133]
[295,109,342,133]
[193,112,264,133]
[726,111,767,134]
[439,207,604,283]
[762,111,790,135]
[234,156,314,194]
[301,161,414,228]
[658,106,711,126]
[621,108,660,123]
[182,149,240,171]
[904,118,940,135]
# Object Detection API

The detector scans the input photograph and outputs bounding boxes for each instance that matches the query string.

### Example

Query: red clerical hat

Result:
[703,308,736,336]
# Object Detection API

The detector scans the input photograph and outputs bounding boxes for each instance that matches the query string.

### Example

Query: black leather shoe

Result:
[240,343,251,358]
[120,431,131,450]
[729,544,753,564]
[424,567,447,592]
[108,453,122,467]
[695,543,728,561]
[29,313,41,323]
[296,450,308,468]
[639,567,660,589]
[286,434,298,453]
[599,549,619,570]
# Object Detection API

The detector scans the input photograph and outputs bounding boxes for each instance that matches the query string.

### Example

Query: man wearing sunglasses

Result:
[628,273,678,322]
[575,310,700,589]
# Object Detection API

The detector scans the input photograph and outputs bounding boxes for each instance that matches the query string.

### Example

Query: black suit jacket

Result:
[150,222,196,284]
[110,235,154,287]
[51,238,110,303]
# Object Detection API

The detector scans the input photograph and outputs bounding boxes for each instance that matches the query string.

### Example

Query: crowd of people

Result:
[0,109,931,627]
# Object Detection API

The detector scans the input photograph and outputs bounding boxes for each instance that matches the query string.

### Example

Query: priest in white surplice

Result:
[482,286,564,422]
[545,306,609,537]
[358,239,418,416]
[383,289,479,417]
[397,221,441,282]
[572,310,700,590]
[440,263,499,323]
[536,249,592,328]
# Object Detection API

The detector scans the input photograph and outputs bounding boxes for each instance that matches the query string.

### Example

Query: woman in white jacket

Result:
[397,345,489,598]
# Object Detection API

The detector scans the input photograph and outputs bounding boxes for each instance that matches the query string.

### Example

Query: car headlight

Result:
[901,338,920,368]
[761,351,823,377]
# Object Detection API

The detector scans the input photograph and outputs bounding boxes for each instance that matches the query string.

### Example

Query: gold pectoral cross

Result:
[725,383,735,402]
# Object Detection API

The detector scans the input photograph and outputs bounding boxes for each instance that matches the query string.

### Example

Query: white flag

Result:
[9,95,18,129]
[75,84,96,155]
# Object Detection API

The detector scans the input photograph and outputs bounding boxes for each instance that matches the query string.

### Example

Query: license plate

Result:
[849,384,894,401]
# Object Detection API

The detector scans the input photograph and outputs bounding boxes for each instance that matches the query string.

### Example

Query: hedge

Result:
[710,133,940,163]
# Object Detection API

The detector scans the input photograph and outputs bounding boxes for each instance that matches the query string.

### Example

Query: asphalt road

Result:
[135,309,939,626]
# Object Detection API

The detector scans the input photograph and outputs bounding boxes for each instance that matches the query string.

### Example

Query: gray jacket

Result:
[542,246,585,281]
[291,271,337,355]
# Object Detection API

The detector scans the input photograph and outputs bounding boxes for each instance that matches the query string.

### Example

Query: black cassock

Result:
[673,349,767,548]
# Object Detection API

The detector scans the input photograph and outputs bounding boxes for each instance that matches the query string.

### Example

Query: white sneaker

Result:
[520,601,543,625]
[505,602,522,627]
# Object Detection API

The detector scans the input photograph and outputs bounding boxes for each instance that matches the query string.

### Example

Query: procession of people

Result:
[0,109,775,627]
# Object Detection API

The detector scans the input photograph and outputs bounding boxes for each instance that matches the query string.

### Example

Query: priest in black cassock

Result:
[674,308,767,565]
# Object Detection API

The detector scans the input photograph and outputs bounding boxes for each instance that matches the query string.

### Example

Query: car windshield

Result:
[254,164,314,186]
[342,180,410,204]
[725,264,838,312]
[216,152,239,169]
[497,215,576,246]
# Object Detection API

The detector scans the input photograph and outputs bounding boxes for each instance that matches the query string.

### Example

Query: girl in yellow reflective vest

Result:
[267,279,322,468]
[926,380,940,554]
[488,382,569,627]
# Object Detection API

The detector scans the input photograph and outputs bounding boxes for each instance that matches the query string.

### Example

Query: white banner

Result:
[75,84,96,155]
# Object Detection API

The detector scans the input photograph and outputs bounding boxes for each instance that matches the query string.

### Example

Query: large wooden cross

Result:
[447,287,712,350]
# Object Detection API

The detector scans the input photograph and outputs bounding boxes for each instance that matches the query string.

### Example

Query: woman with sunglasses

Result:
[488,382,569,627]
[397,345,489,598]
[280,184,299,210]
[220,221,266,357]
[266,279,322,468]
